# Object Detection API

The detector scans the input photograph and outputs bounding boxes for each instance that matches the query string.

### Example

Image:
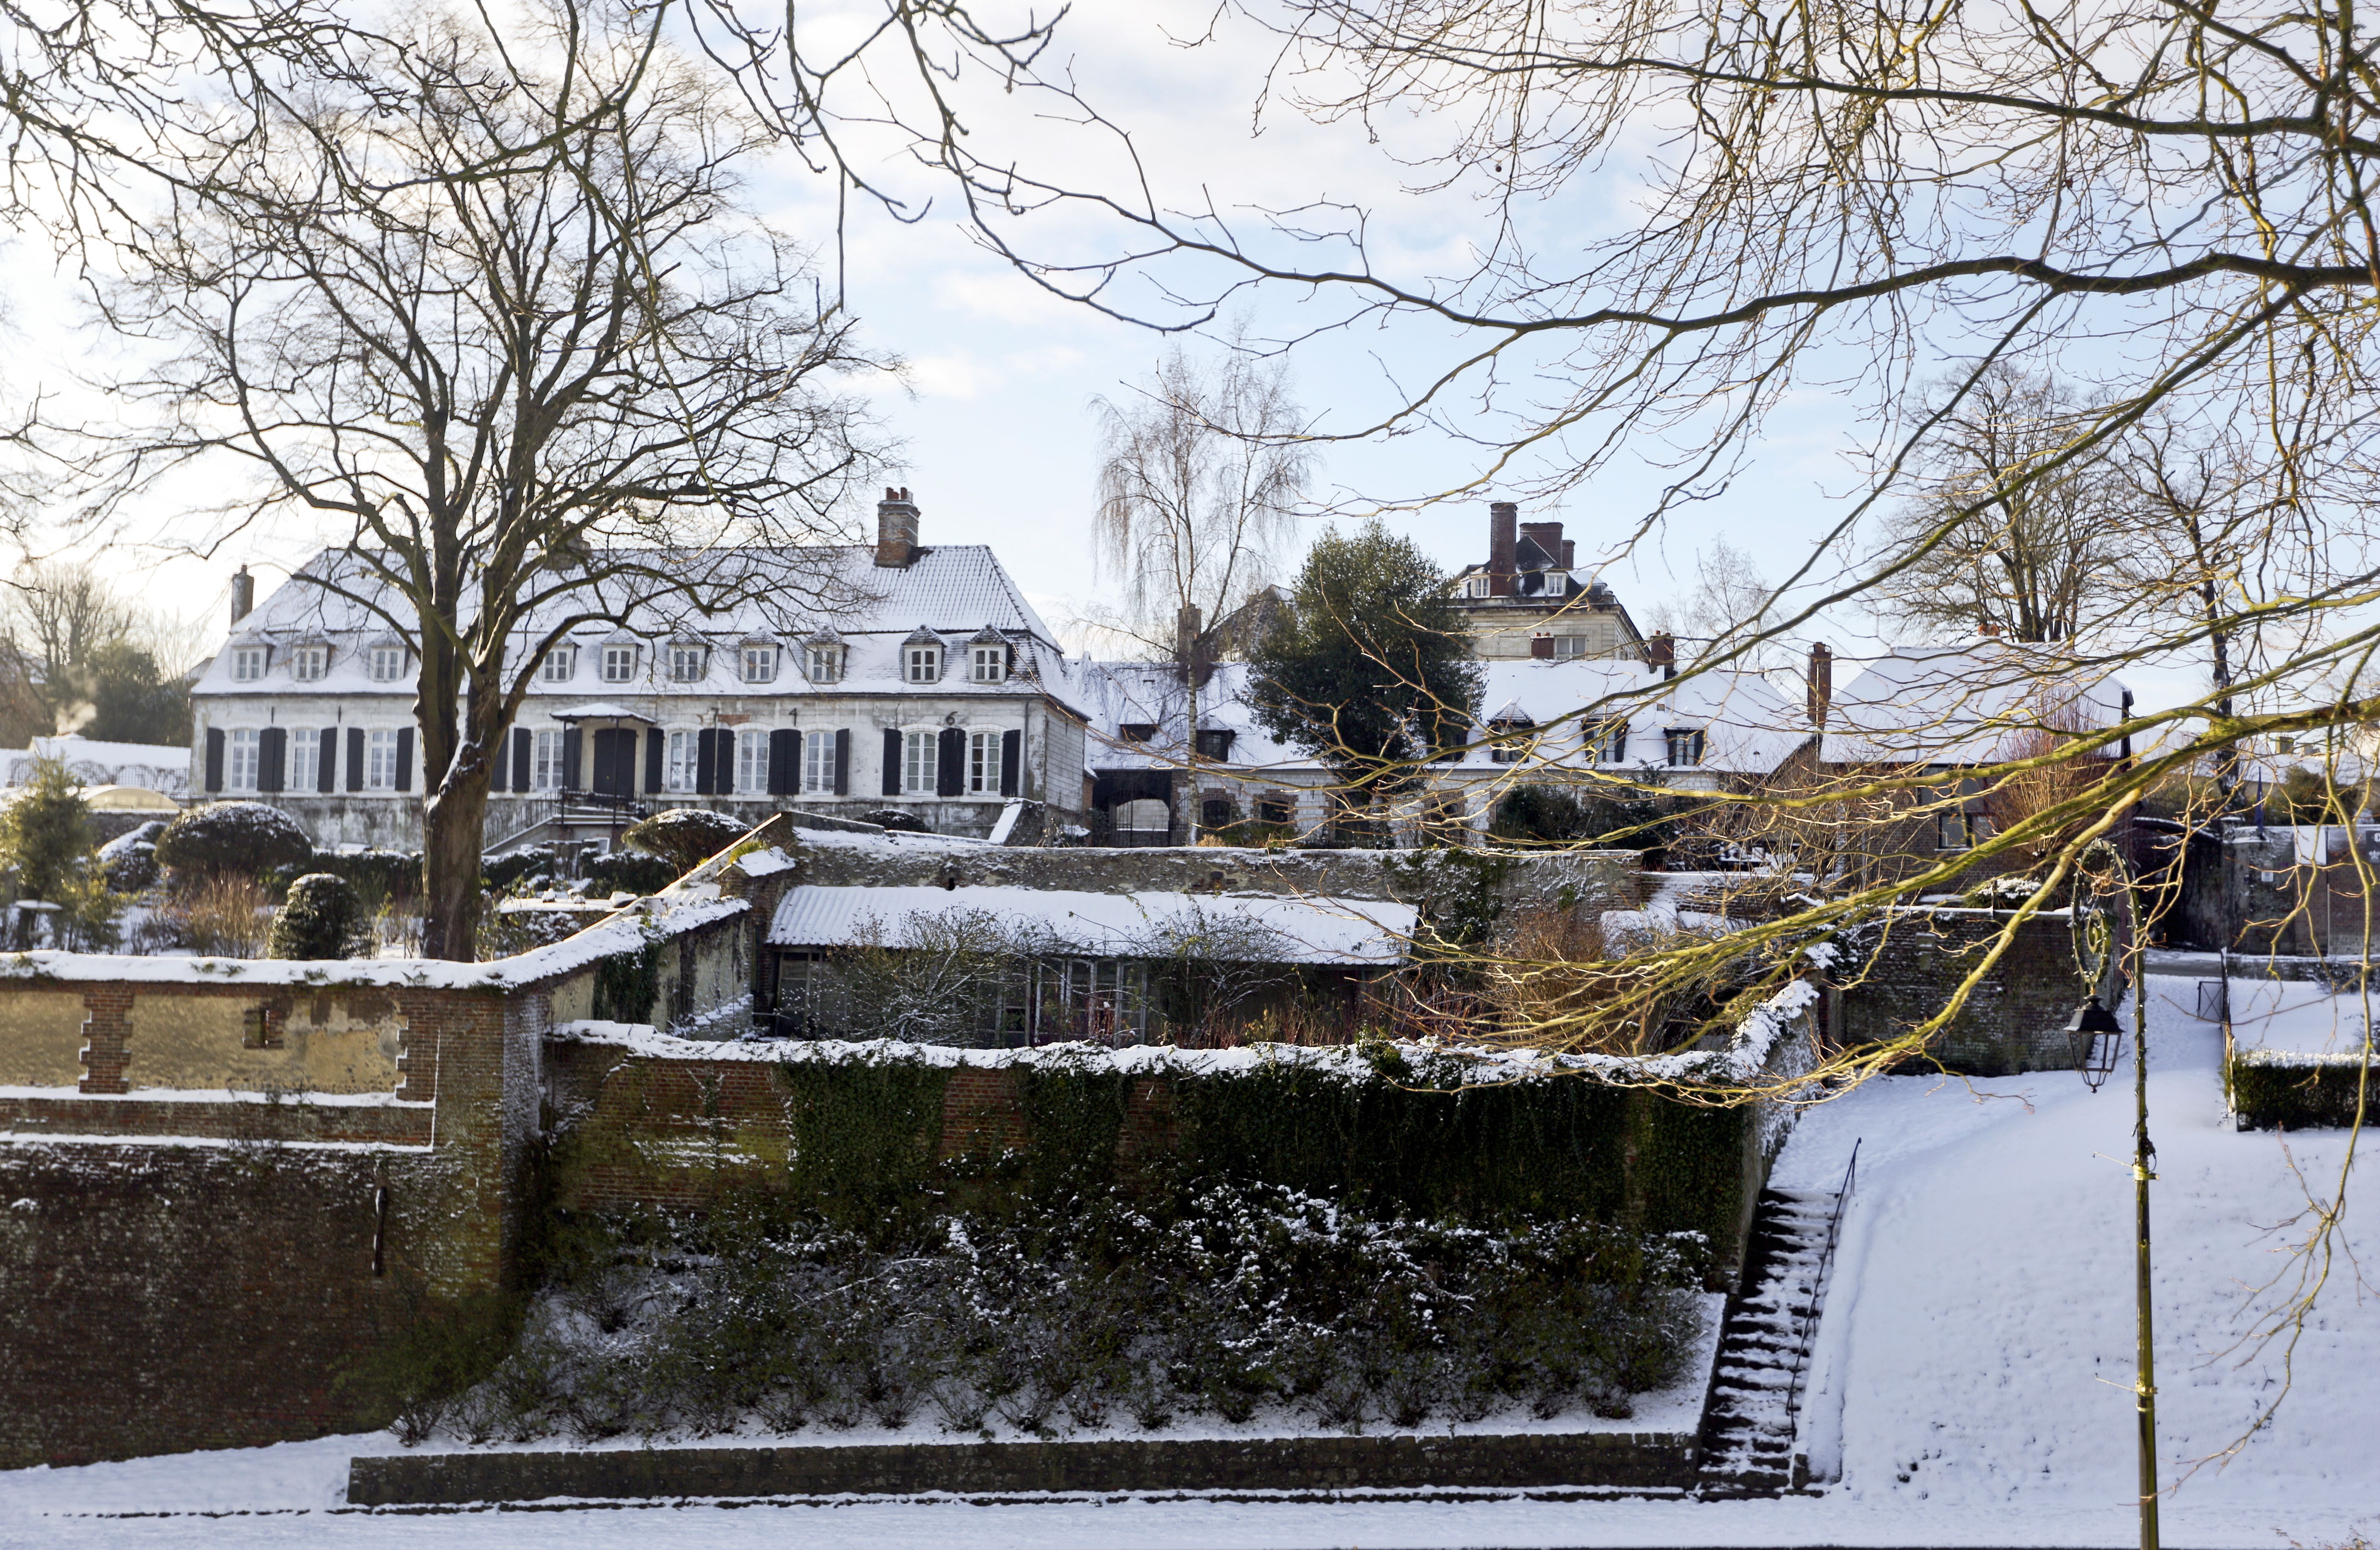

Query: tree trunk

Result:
[419,770,491,962]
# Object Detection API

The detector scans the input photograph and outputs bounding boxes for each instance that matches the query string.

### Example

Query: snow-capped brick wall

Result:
[1832,907,2082,1076]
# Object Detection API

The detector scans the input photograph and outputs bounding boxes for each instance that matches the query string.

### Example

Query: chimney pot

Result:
[229,565,255,627]
[1529,634,1555,660]
[876,488,921,568]
[1487,501,1518,598]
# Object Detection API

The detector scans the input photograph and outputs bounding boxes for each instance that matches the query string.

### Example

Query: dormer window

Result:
[1664,728,1707,767]
[290,645,327,683]
[368,645,406,683]
[1465,576,1491,599]
[1587,718,1627,763]
[231,646,268,683]
[969,644,1007,683]
[601,644,637,683]
[540,645,578,683]
[1194,729,1234,760]
[1487,716,1533,764]
[1119,723,1157,744]
[905,642,942,684]
[741,644,779,683]
[668,644,708,683]
[804,642,843,683]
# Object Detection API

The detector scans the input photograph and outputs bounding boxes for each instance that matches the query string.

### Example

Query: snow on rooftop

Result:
[1823,640,2129,767]
[766,884,1418,965]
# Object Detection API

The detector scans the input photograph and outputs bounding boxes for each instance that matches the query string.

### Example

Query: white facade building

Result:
[187,493,1095,850]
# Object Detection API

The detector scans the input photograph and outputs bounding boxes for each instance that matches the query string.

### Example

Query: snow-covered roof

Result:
[1823,641,2130,767]
[0,735,192,799]
[1078,657,1810,778]
[767,883,1417,965]
[192,546,1090,718]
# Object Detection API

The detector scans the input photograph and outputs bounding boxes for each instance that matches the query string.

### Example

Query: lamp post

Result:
[2065,838,2159,1550]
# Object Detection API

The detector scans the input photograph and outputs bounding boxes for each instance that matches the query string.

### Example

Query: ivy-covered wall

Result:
[540,1037,1767,1272]
[2228,1051,2374,1130]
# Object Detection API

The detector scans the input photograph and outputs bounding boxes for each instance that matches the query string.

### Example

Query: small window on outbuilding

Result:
[1664,728,1706,767]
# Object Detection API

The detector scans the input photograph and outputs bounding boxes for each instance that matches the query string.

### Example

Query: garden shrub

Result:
[0,756,96,900]
[586,849,676,897]
[429,1180,1705,1448]
[305,848,423,911]
[620,808,747,874]
[155,801,312,886]
[484,845,561,895]
[2229,1052,2376,1129]
[268,872,370,960]
[97,820,166,892]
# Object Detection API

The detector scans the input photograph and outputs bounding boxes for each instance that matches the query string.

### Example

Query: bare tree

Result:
[1875,369,2132,644]
[1647,539,1788,671]
[1091,343,1309,840]
[68,2,891,959]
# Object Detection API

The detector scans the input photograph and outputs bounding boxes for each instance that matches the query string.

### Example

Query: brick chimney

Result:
[875,487,920,568]
[1560,539,1575,569]
[1488,501,1517,597]
[1807,641,1833,728]
[1530,634,1555,660]
[230,565,254,627]
[1176,602,1207,684]
[1646,630,1676,680]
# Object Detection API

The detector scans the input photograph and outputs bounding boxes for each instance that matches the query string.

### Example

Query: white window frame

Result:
[366,728,400,790]
[802,729,835,795]
[904,644,942,685]
[804,644,841,683]
[1487,719,1531,765]
[289,646,327,683]
[967,729,1001,793]
[969,645,1007,683]
[669,644,708,683]
[368,645,406,683]
[1587,719,1628,763]
[231,647,267,683]
[226,728,261,790]
[532,729,566,791]
[665,729,697,793]
[902,728,937,794]
[1550,635,1588,659]
[740,644,779,684]
[540,646,578,683]
[601,644,637,683]
[736,728,767,793]
[288,728,320,791]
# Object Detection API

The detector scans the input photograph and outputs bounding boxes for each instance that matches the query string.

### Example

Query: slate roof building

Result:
[186,491,1096,851]
[1445,501,1648,663]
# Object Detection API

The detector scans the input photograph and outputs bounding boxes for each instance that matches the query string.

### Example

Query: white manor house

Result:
[187,492,1097,850]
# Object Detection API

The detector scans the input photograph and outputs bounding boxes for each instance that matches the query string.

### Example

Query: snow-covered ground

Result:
[3,975,2373,1547]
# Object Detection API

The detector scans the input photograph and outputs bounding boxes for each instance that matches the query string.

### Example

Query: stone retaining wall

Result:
[347,1430,1698,1505]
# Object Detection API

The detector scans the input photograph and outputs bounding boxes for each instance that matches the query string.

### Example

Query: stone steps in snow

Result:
[1694,1179,1850,1501]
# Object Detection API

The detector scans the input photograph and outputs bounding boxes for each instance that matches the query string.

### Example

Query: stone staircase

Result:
[1694,1143,1858,1498]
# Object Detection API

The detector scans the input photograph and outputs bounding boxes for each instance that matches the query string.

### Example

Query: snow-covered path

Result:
[2,975,2373,1547]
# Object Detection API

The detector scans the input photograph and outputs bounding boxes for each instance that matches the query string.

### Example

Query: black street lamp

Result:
[2067,838,2160,1550]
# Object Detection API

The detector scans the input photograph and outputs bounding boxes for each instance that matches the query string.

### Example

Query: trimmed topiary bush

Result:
[97,820,166,892]
[268,872,370,960]
[155,801,313,886]
[585,849,677,897]
[484,845,561,895]
[305,847,423,909]
[620,808,750,874]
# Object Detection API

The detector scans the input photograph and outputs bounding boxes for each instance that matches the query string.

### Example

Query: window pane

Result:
[666,730,694,791]
[969,730,998,792]
[228,728,259,790]
[533,729,563,790]
[368,729,397,789]
[737,730,765,793]
[803,730,830,794]
[289,729,319,790]
[904,730,934,793]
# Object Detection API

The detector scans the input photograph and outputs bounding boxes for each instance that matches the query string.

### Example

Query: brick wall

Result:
[1834,908,2084,1076]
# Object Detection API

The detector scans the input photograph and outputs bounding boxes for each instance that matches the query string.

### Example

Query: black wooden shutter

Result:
[694,728,720,795]
[563,728,584,791]
[204,728,225,793]
[506,728,525,791]
[936,727,965,797]
[318,728,338,793]
[346,727,366,791]
[769,728,797,795]
[394,727,414,791]
[833,729,850,796]
[257,726,286,793]
[881,728,901,795]
[1000,728,1022,797]
[643,728,663,793]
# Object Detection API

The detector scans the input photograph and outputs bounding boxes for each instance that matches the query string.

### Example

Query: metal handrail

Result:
[1784,1137,1860,1422]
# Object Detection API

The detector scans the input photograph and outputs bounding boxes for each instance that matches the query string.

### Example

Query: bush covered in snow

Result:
[620,808,747,874]
[409,1181,1704,1447]
[585,848,676,897]
[0,755,96,901]
[267,872,369,960]
[154,801,312,885]
[484,845,562,895]
[97,820,166,892]
[305,847,422,910]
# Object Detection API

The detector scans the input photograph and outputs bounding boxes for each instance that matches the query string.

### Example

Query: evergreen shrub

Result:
[586,850,676,897]
[620,808,747,874]
[306,848,423,910]
[97,820,166,892]
[268,872,370,960]
[155,801,312,886]
[0,756,96,900]
[2228,1052,2375,1129]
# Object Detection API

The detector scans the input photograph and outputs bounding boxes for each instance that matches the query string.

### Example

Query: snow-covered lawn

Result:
[2,974,2372,1547]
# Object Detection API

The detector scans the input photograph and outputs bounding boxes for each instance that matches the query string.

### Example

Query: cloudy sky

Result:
[0,0,1889,667]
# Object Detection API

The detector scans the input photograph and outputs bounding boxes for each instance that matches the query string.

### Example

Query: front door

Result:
[590,727,637,796]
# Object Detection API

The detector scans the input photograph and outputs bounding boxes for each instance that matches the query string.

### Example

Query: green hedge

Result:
[764,1047,1751,1259]
[2229,1054,2375,1130]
